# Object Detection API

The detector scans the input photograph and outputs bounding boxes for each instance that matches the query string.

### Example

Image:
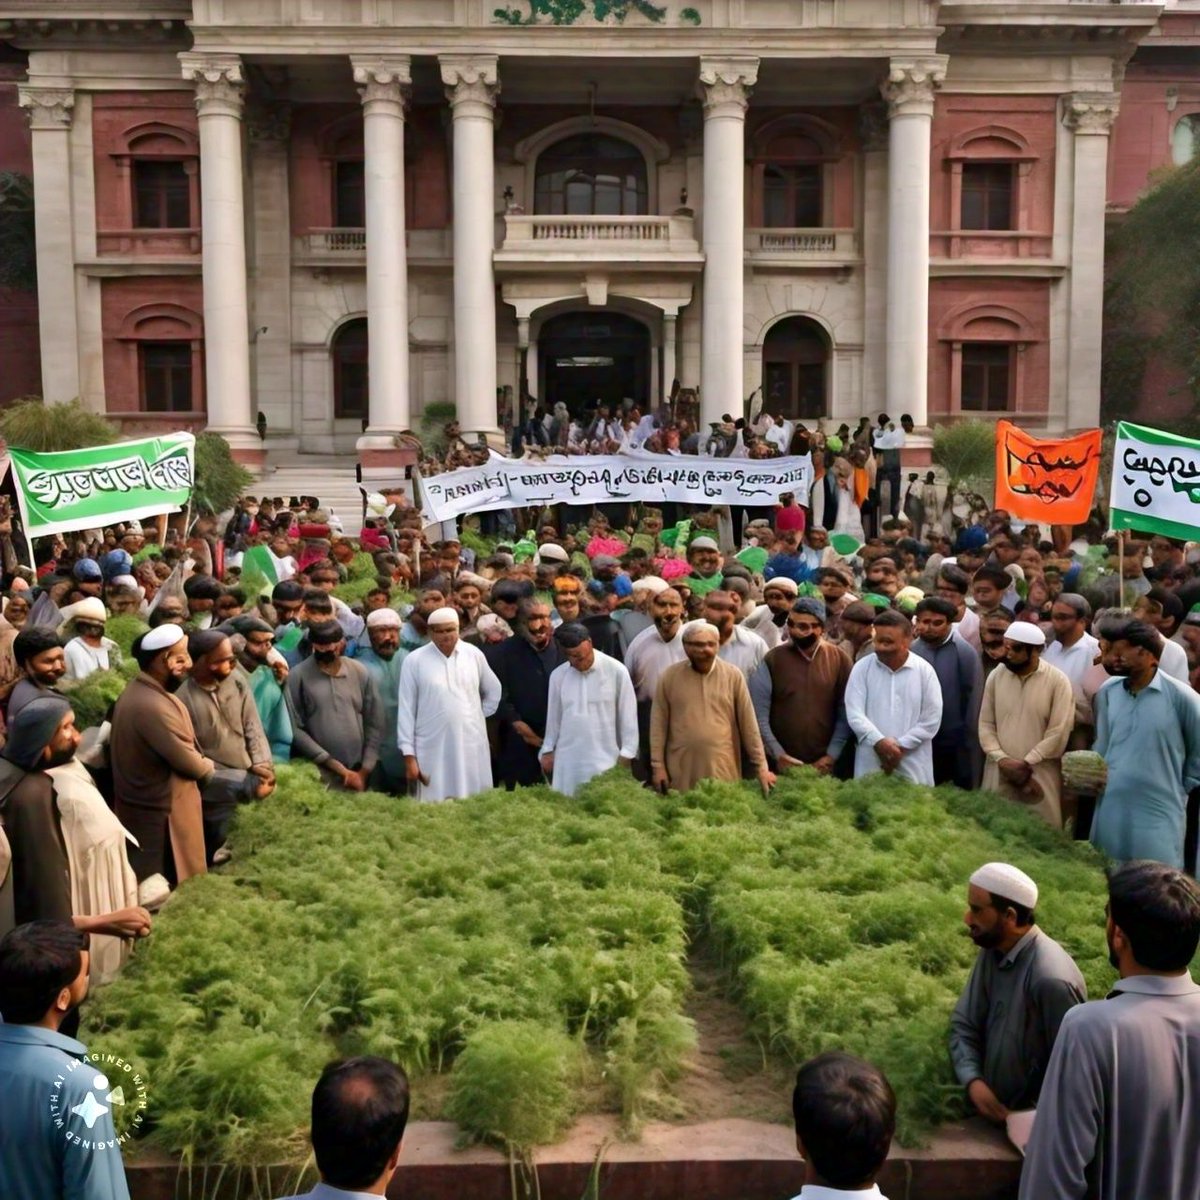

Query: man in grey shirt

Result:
[950,862,1086,1123]
[1020,862,1200,1200]
[287,620,384,792]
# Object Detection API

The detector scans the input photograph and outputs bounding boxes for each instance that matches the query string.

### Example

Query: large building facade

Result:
[0,0,1194,464]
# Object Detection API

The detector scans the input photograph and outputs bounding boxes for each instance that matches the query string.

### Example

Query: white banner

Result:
[1110,421,1200,542]
[420,452,813,524]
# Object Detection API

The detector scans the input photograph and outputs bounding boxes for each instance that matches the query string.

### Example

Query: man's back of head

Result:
[792,1051,895,1192]
[1108,861,1200,975]
[310,1056,410,1195]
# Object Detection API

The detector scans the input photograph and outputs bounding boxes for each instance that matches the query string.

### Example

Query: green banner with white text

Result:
[9,432,196,539]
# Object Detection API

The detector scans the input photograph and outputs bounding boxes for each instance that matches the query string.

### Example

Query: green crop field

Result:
[84,762,1113,1177]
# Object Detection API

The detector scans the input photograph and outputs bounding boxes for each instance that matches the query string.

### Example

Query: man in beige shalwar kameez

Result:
[650,621,774,795]
[978,620,1075,827]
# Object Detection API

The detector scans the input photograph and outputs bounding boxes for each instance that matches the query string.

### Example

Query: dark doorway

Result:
[762,316,829,420]
[332,318,368,419]
[539,311,651,416]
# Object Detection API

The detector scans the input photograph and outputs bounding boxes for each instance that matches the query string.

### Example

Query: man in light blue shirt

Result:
[0,920,131,1200]
[1091,617,1200,870]
[276,1056,409,1200]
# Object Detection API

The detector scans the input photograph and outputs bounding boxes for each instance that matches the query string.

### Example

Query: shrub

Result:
[0,398,119,452]
[192,432,255,517]
[931,419,996,497]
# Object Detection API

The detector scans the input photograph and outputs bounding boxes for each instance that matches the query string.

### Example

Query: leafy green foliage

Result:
[61,666,136,730]
[931,420,996,497]
[192,432,255,518]
[0,398,119,452]
[83,763,1111,1169]
[104,614,149,661]
[0,171,36,293]
[494,0,667,22]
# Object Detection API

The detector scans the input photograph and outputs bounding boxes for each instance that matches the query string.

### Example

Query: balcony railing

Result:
[496,212,703,272]
[744,228,860,265]
[305,227,366,252]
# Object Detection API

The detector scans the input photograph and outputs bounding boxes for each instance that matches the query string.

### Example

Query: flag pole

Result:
[1117,528,1125,609]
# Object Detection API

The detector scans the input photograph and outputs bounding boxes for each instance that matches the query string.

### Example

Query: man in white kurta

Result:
[845,610,943,785]
[397,608,501,802]
[540,623,638,797]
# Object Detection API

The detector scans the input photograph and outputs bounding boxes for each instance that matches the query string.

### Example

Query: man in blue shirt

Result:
[0,920,131,1200]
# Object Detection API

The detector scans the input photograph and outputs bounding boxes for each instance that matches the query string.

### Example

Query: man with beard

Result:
[8,627,67,722]
[353,608,409,793]
[228,615,293,762]
[288,620,383,793]
[401,587,447,653]
[911,596,983,789]
[751,597,850,774]
[685,535,725,599]
[650,621,773,795]
[978,622,1074,827]
[702,590,767,679]
[111,624,215,885]
[978,607,1015,680]
[0,921,133,1200]
[1019,863,1200,1200]
[624,587,686,778]
[949,863,1085,1126]
[491,599,563,789]
[1090,619,1200,870]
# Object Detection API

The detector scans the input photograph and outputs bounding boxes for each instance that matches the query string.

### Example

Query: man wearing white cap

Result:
[685,536,725,598]
[397,607,501,802]
[111,624,215,885]
[353,608,409,792]
[978,620,1075,826]
[950,863,1086,1124]
[61,597,120,683]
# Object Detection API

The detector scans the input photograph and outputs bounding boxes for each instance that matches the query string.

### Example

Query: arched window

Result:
[762,317,829,420]
[116,124,199,231]
[751,117,840,229]
[117,302,204,413]
[333,319,368,420]
[1173,114,1200,166]
[534,134,648,216]
[946,127,1037,236]
[326,126,366,228]
[938,302,1038,415]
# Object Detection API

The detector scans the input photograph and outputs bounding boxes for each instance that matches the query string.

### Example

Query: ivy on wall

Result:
[494,0,697,24]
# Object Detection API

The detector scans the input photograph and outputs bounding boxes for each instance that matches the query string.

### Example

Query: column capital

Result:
[440,54,500,116]
[17,85,75,130]
[881,56,947,119]
[698,56,759,118]
[1064,92,1120,135]
[181,52,245,118]
[351,56,412,113]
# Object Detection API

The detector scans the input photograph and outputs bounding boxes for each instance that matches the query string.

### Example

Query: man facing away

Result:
[789,1051,897,1200]
[844,610,942,784]
[1020,862,1200,1200]
[949,862,1086,1125]
[539,623,638,797]
[276,1056,409,1200]
[0,920,131,1200]
[397,607,501,802]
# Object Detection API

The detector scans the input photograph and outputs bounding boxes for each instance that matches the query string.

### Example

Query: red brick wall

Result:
[0,62,42,401]
[1109,69,1200,211]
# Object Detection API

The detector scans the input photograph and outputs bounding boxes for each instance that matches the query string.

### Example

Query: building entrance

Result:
[538,311,651,416]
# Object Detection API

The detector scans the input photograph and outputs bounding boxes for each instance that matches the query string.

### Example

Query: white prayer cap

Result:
[534,543,569,565]
[141,623,186,653]
[366,607,401,629]
[70,597,107,624]
[427,606,460,628]
[970,862,1038,911]
[763,577,799,597]
[631,575,668,594]
[680,619,719,642]
[689,536,720,552]
[1004,621,1046,647]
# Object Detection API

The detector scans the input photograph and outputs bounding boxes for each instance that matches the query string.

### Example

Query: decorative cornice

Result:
[440,55,500,113]
[351,56,412,111]
[697,56,758,118]
[17,85,74,130]
[180,52,244,117]
[1064,92,1120,135]
[880,57,947,119]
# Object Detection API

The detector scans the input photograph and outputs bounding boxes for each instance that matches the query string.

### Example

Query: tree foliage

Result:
[0,397,119,452]
[1103,157,1200,422]
[930,419,996,497]
[191,432,255,517]
[0,171,36,292]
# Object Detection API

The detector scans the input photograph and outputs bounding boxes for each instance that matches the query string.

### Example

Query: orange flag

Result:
[995,420,1102,525]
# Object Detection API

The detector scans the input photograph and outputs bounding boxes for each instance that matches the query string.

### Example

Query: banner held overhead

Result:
[1110,421,1200,541]
[9,431,196,539]
[994,420,1102,526]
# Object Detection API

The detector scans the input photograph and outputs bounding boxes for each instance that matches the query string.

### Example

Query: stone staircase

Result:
[252,454,367,530]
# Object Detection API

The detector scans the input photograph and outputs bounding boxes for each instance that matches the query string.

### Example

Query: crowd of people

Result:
[1,414,1200,1199]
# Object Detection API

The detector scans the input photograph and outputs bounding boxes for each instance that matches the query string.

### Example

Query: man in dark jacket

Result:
[489,599,563,788]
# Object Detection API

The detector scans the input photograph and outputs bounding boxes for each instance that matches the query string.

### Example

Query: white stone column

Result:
[859,102,889,415]
[18,85,80,404]
[351,56,412,453]
[699,56,758,426]
[180,53,261,458]
[441,55,500,441]
[662,312,678,404]
[1064,92,1119,432]
[881,57,945,428]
